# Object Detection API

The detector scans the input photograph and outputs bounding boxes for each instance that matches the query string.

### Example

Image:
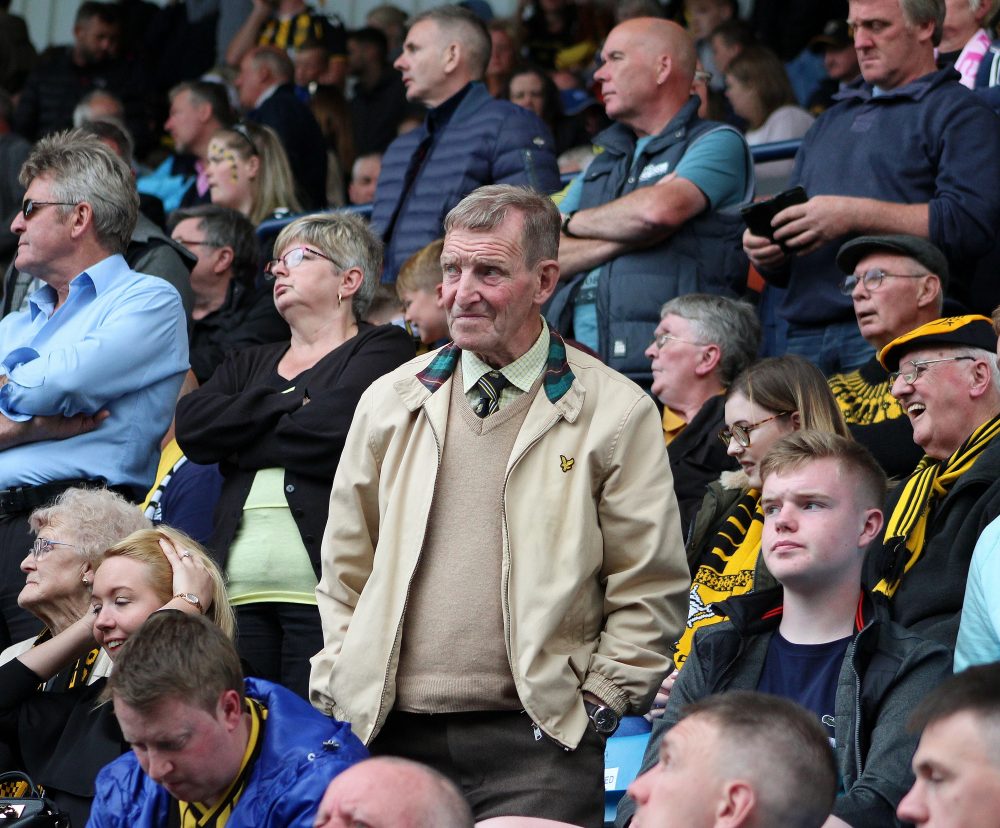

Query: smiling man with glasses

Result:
[826,234,948,479]
[861,314,1000,647]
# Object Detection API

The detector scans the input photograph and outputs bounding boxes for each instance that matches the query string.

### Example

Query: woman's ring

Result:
[181,551,192,558]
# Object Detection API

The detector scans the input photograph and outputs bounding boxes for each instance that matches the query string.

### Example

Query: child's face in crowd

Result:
[401,286,448,344]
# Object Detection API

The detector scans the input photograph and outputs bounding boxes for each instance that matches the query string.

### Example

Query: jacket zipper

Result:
[499,410,567,747]
[369,412,444,742]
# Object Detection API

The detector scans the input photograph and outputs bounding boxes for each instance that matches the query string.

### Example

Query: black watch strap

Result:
[562,211,579,238]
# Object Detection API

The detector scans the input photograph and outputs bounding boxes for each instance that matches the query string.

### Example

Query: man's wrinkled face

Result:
[593,23,663,130]
[849,251,937,350]
[889,346,983,460]
[440,212,556,368]
[849,0,935,90]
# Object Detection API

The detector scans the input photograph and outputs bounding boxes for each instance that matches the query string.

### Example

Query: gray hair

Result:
[19,129,138,254]
[169,204,259,286]
[955,346,1000,391]
[77,118,135,169]
[29,487,151,569]
[248,45,294,83]
[411,5,492,78]
[273,212,382,320]
[169,80,235,127]
[659,293,761,386]
[900,0,945,45]
[444,184,560,270]
[72,89,125,128]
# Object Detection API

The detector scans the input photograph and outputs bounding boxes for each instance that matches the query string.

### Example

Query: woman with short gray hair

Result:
[175,212,415,699]
[0,486,150,680]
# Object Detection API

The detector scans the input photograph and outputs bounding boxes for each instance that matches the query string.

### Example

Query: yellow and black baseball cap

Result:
[878,315,997,371]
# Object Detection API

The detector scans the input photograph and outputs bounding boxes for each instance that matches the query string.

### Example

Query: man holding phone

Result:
[743,0,1000,375]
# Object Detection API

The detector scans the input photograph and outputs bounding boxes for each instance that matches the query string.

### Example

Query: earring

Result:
[82,576,90,587]
[337,291,343,307]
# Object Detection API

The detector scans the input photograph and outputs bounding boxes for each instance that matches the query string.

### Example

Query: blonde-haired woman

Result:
[0,528,232,827]
[205,122,302,226]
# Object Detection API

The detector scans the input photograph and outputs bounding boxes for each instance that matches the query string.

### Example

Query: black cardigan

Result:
[175,322,415,576]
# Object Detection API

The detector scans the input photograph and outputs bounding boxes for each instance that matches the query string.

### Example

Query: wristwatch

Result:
[561,211,579,238]
[584,699,620,736]
[174,592,203,613]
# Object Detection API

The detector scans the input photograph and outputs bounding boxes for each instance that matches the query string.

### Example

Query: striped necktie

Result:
[474,371,509,418]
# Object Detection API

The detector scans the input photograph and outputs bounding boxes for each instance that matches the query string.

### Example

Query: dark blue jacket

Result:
[546,98,753,386]
[371,82,561,281]
[248,83,328,210]
[86,678,368,828]
[767,67,1000,326]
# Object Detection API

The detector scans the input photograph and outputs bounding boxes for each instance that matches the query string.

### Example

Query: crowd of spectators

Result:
[1,0,1000,826]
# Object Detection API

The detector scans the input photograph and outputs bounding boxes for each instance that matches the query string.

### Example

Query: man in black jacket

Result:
[617,431,952,827]
[236,45,327,209]
[644,293,758,538]
[170,204,288,383]
[864,314,1000,646]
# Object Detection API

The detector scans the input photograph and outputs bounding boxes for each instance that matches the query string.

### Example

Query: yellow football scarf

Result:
[874,413,1000,598]
[828,369,903,425]
[674,489,763,669]
[177,698,268,828]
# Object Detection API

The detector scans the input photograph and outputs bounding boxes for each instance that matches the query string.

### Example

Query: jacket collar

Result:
[414,324,576,405]
[833,65,961,104]
[596,95,703,157]
[717,586,877,637]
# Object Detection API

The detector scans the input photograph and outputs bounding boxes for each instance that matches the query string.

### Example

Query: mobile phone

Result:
[739,186,808,241]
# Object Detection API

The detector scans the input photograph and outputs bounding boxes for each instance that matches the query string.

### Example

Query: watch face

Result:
[593,707,618,734]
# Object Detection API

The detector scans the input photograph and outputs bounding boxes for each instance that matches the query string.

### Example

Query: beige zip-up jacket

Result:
[310,336,688,748]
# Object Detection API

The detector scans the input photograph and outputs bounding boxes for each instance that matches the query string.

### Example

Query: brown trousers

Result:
[370,709,606,827]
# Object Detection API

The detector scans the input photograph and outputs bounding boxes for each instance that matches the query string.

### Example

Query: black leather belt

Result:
[0,477,127,518]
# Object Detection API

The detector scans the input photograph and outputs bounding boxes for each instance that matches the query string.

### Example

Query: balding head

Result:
[314,757,474,828]
[594,18,697,136]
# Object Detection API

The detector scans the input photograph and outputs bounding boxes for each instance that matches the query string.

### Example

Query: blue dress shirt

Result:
[0,254,188,490]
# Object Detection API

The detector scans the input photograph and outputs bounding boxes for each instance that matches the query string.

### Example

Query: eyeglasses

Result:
[694,70,713,85]
[718,411,793,448]
[21,200,78,219]
[838,268,929,295]
[230,123,259,156]
[889,356,975,387]
[264,246,338,276]
[29,537,77,560]
[651,332,704,349]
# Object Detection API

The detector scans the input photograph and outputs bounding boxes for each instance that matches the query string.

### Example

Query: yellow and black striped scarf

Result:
[674,489,763,669]
[175,698,268,828]
[874,413,1000,598]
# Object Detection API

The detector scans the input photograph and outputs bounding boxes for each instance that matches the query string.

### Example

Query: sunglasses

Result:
[21,199,78,219]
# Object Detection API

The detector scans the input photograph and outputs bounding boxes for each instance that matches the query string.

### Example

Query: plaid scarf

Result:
[873,413,1000,598]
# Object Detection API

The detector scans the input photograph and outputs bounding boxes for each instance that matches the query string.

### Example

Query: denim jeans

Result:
[784,319,875,376]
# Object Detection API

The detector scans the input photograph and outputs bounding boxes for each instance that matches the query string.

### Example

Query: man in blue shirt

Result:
[548,17,753,388]
[0,129,188,650]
